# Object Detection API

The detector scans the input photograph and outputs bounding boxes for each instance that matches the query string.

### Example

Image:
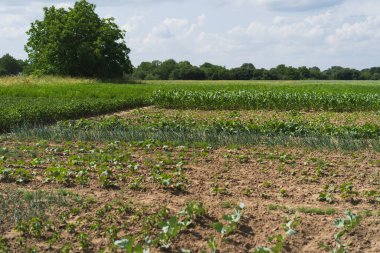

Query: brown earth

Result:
[0,139,379,252]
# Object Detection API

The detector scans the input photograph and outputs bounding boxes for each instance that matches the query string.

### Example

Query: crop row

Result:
[57,116,380,139]
[1,187,365,253]
[16,116,380,150]
[0,97,147,133]
[152,90,380,111]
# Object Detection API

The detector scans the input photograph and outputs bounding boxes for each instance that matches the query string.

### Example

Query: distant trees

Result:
[200,63,231,80]
[25,0,132,79]
[0,54,26,76]
[133,60,380,81]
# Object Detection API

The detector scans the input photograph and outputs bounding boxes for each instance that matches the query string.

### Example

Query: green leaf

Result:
[212,222,226,235]
[114,237,134,251]
[253,247,271,253]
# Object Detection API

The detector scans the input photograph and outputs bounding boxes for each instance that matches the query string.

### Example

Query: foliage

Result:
[320,211,361,253]
[25,0,132,78]
[114,237,150,253]
[254,215,300,253]
[0,54,25,76]
[134,60,380,81]
[152,89,380,111]
[212,203,245,237]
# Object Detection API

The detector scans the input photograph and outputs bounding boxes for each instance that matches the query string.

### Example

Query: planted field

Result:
[2,78,380,132]
[1,78,380,252]
[0,140,379,252]
[16,108,380,150]
[152,90,380,111]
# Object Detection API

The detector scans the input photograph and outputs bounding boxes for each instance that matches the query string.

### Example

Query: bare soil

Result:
[0,139,379,252]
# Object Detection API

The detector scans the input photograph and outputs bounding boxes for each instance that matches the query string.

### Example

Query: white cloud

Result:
[256,0,343,11]
[141,14,205,45]
[327,16,380,48]
[213,0,344,11]
[122,15,145,33]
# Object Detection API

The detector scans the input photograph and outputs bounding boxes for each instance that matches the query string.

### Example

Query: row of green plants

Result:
[0,187,244,252]
[16,115,380,150]
[1,140,379,206]
[152,90,380,111]
[57,116,380,139]
[0,97,147,133]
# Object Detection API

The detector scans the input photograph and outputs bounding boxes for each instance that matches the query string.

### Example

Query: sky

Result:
[0,0,379,70]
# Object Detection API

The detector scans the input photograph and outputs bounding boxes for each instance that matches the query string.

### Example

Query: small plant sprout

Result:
[320,210,361,253]
[179,201,206,220]
[282,215,300,236]
[157,216,184,249]
[207,236,217,253]
[254,215,300,253]
[212,203,245,237]
[114,236,150,253]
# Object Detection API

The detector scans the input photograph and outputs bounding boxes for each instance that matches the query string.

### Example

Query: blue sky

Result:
[0,0,379,69]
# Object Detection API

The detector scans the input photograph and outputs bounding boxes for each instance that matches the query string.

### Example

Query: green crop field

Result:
[1,77,380,252]
[2,77,380,132]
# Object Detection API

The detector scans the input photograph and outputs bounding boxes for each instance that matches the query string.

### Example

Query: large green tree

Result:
[25,0,132,78]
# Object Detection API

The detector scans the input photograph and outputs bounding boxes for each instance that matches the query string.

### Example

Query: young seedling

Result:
[333,211,361,252]
[179,201,206,220]
[319,192,334,204]
[156,216,185,249]
[320,210,361,253]
[212,203,245,237]
[339,182,358,201]
[254,215,300,253]
[77,232,91,252]
[207,237,217,253]
[114,236,150,253]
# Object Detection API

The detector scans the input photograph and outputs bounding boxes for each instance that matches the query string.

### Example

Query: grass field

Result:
[1,77,380,252]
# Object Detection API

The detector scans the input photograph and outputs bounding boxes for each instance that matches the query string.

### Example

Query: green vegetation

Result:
[152,89,380,111]
[2,78,380,134]
[15,108,380,150]
[0,81,151,132]
[0,54,26,76]
[0,137,378,251]
[319,211,362,252]
[134,60,380,80]
[1,78,380,252]
[25,0,132,78]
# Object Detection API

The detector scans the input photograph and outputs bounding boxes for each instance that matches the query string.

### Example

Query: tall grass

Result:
[0,76,96,86]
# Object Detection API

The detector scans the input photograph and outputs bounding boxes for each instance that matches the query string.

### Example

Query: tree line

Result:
[2,54,380,80]
[133,60,380,81]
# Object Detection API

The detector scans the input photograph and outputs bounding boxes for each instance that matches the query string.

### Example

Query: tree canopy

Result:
[133,60,380,81]
[25,0,132,79]
[0,54,25,76]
